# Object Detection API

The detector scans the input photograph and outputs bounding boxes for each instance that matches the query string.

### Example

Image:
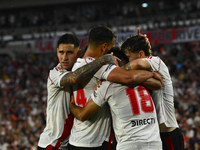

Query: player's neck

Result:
[83,47,102,59]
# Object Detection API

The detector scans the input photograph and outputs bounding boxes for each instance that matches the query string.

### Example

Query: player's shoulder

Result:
[50,64,65,72]
[72,58,93,71]
[84,57,95,63]
[49,64,69,77]
[75,57,95,64]
[145,55,166,64]
[146,56,160,60]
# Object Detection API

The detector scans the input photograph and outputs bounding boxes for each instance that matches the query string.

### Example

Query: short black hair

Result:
[88,25,116,47]
[107,47,129,67]
[121,35,151,56]
[57,33,80,48]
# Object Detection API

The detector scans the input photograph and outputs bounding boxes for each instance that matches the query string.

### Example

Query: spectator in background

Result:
[194,128,200,150]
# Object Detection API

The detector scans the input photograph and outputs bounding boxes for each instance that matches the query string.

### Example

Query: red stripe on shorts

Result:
[165,136,174,150]
[46,145,54,150]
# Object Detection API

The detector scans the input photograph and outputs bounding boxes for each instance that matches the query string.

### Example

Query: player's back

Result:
[69,57,116,147]
[93,81,162,150]
[145,56,179,127]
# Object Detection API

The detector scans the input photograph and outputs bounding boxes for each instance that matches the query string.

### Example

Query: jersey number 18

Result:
[126,86,154,115]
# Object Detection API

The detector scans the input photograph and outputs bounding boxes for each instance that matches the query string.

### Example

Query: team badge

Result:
[59,70,65,73]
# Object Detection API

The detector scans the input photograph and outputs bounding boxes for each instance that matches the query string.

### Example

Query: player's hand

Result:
[70,95,75,104]
[152,72,163,86]
[106,52,121,66]
[93,80,104,91]
[137,27,151,50]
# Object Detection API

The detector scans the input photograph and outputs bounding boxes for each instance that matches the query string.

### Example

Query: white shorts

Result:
[117,141,162,150]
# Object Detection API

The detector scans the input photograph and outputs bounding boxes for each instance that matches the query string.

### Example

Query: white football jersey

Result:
[145,56,179,127]
[38,63,74,149]
[91,81,162,150]
[69,57,117,147]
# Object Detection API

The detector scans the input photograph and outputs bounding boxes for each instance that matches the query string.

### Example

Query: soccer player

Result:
[120,30,185,150]
[37,33,120,150]
[69,48,163,150]
[68,25,162,150]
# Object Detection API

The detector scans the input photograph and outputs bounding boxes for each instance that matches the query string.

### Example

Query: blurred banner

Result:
[117,26,200,44]
[32,36,88,53]
[34,40,55,52]
[145,26,200,44]
[7,26,200,53]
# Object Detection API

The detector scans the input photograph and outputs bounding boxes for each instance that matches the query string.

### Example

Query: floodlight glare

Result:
[142,3,148,8]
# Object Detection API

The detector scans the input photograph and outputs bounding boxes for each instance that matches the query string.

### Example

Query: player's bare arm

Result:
[129,59,163,88]
[106,67,154,85]
[130,58,151,70]
[123,58,151,70]
[121,60,162,90]
[141,75,162,90]
[121,62,132,71]
[69,99,100,121]
[60,54,117,86]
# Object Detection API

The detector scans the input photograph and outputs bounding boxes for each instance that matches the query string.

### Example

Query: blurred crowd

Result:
[0,41,200,150]
[0,53,58,150]
[154,42,200,150]
[0,0,200,37]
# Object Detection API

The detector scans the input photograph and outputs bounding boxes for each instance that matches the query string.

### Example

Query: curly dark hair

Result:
[121,34,151,56]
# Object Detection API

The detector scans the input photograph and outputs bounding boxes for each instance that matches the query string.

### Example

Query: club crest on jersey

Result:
[131,118,156,127]
[59,141,65,145]
[59,70,65,73]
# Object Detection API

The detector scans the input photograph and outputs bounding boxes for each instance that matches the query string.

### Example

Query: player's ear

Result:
[77,49,82,58]
[101,43,107,53]
[138,50,145,58]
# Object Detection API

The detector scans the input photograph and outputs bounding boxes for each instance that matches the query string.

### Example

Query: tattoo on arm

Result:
[122,62,132,71]
[60,55,116,86]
